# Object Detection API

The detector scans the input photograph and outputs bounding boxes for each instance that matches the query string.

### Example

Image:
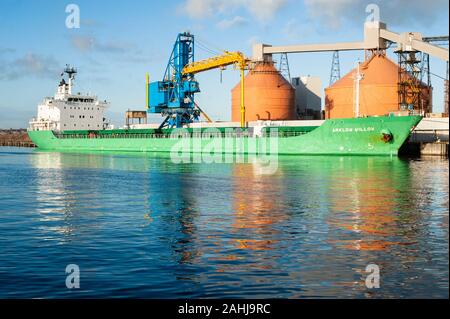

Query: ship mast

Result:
[354,60,364,118]
[64,65,77,95]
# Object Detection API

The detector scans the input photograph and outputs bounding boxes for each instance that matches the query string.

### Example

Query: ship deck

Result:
[54,126,319,139]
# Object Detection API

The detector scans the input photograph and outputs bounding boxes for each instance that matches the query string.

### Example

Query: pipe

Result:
[146,72,150,109]
[240,67,245,128]
[354,61,364,118]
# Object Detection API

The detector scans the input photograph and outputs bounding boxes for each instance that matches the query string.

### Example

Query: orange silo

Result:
[231,62,296,122]
[325,53,431,119]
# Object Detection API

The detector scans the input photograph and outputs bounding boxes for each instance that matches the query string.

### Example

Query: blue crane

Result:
[147,32,201,128]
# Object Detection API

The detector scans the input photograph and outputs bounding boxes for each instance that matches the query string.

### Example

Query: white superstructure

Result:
[29,66,109,131]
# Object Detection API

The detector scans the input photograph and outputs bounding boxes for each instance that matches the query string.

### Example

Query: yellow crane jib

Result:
[182,51,248,74]
[182,51,250,128]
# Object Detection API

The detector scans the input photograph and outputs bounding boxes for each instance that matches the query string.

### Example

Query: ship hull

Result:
[28,116,422,156]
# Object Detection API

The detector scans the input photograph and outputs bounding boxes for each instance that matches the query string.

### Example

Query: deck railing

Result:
[54,130,311,140]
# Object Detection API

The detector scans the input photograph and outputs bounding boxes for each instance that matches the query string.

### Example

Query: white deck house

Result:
[29,66,109,131]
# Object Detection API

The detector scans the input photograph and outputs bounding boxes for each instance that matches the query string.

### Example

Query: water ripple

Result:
[0,148,448,298]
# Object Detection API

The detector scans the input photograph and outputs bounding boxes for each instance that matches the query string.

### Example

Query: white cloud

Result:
[304,0,358,28]
[179,0,447,29]
[17,54,54,74]
[281,18,318,42]
[0,47,15,55]
[70,35,128,54]
[282,19,300,39]
[246,0,287,21]
[216,16,248,29]
[247,35,261,47]
[178,0,217,19]
[304,0,449,28]
[0,53,60,80]
[179,0,287,22]
[71,35,96,52]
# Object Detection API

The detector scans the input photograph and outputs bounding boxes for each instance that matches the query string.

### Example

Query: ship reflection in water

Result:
[0,148,447,298]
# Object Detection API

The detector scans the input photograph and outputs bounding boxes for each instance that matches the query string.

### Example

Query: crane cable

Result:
[195,42,219,56]
[196,36,225,55]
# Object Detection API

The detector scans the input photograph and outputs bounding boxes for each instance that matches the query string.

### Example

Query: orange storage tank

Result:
[231,62,296,122]
[325,54,431,119]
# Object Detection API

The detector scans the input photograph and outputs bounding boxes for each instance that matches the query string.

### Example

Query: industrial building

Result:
[291,76,322,120]
[231,62,296,122]
[141,21,448,129]
[252,21,448,121]
[325,53,432,119]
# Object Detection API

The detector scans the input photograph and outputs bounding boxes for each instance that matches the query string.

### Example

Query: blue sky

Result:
[0,0,448,128]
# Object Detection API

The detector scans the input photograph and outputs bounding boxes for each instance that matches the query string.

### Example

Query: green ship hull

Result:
[28,115,422,156]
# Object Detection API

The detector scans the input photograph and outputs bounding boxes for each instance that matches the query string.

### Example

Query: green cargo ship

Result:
[28,115,421,156]
[27,65,422,156]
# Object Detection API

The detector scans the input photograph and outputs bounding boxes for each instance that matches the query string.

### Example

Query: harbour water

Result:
[0,147,448,298]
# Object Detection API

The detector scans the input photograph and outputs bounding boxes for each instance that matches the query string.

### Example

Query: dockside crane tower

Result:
[147,32,250,128]
[147,32,201,128]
